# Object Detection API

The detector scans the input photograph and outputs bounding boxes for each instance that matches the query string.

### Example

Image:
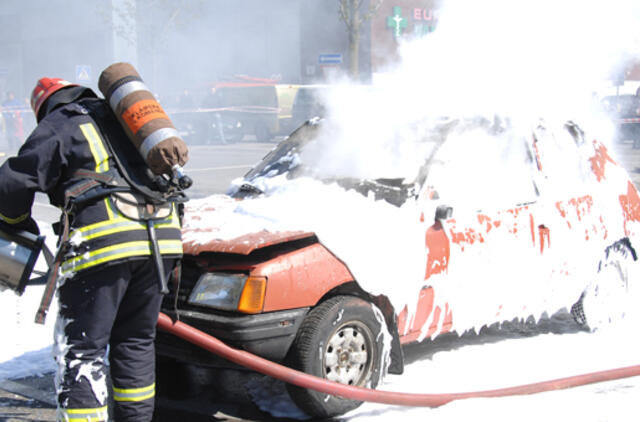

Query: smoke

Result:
[302,0,640,180]
[408,0,640,116]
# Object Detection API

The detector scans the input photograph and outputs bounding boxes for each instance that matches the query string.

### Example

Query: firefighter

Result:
[0,77,184,421]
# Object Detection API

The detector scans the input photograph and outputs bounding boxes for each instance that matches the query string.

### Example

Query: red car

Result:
[156,118,640,418]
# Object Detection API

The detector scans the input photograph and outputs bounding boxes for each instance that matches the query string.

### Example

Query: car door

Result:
[398,124,548,342]
[528,123,616,311]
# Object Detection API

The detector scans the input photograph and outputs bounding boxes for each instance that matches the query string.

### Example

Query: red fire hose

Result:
[157,312,640,407]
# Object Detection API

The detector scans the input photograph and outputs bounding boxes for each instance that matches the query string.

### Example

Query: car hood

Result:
[181,194,315,255]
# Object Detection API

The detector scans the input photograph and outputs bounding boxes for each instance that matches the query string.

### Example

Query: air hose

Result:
[157,312,640,407]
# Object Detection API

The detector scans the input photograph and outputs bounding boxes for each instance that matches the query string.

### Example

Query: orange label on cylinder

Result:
[121,99,169,134]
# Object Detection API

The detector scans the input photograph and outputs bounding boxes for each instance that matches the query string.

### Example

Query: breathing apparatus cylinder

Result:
[98,62,192,189]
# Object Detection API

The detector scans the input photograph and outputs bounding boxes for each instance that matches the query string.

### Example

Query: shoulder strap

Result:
[63,169,129,211]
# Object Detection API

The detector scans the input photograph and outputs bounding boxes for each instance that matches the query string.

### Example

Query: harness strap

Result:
[65,179,102,202]
[35,171,118,324]
[35,211,70,324]
[73,168,116,185]
[171,261,182,321]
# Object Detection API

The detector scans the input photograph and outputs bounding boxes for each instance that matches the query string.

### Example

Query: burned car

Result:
[156,117,640,418]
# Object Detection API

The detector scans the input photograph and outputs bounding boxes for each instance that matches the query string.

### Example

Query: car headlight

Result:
[188,273,266,314]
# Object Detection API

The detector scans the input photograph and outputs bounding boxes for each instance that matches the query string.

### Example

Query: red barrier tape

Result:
[157,312,640,407]
[618,118,640,124]
[166,105,280,115]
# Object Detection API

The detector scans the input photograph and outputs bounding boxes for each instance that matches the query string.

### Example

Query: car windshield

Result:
[243,121,319,181]
[238,118,454,206]
[236,116,539,209]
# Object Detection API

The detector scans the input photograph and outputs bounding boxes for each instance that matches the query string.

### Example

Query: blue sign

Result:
[75,65,92,83]
[318,54,343,65]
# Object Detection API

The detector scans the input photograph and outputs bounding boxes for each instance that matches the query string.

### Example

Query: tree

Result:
[338,0,385,80]
[98,0,204,88]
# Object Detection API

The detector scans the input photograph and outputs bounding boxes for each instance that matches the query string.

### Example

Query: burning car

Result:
[156,117,640,418]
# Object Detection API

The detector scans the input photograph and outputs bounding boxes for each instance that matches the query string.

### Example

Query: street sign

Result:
[318,54,343,65]
[75,65,92,83]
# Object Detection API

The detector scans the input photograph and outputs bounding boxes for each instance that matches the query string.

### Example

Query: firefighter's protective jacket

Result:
[0,96,183,275]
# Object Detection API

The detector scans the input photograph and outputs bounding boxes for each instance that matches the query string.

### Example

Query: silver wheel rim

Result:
[322,321,374,386]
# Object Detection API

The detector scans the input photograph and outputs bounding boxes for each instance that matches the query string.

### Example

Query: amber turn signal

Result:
[237,276,267,313]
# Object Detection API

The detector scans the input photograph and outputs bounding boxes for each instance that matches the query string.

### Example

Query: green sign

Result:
[386,6,407,39]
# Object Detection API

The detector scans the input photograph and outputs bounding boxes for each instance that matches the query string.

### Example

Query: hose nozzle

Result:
[171,165,193,190]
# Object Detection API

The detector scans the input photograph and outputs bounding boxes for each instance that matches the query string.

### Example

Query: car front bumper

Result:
[156,307,309,368]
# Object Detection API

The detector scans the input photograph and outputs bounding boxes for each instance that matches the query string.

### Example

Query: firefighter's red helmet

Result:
[30,77,77,120]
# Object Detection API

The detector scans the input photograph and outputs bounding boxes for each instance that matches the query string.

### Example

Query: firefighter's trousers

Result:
[54,258,176,422]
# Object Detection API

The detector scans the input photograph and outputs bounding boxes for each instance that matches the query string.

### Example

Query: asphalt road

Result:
[183,141,276,199]
[2,137,640,421]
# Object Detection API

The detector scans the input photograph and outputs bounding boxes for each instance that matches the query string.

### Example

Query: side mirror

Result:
[435,205,453,221]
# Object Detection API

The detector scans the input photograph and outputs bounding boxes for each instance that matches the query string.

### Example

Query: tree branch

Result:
[363,0,385,22]
[339,0,353,31]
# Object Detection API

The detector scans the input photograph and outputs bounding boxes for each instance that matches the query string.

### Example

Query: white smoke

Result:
[302,0,640,180]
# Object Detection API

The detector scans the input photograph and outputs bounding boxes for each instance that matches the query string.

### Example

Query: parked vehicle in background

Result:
[165,82,300,145]
[197,111,245,144]
[197,82,300,143]
[601,93,640,147]
[156,117,640,418]
[290,84,331,129]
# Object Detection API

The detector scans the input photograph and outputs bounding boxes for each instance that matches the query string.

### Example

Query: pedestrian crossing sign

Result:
[75,65,92,83]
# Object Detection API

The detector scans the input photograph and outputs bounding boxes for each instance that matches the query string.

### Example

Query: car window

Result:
[424,123,538,211]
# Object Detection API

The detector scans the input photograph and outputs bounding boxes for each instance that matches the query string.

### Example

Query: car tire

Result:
[284,295,386,419]
[571,238,637,330]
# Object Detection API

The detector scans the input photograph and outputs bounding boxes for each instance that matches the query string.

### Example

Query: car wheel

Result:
[284,295,386,419]
[572,239,637,331]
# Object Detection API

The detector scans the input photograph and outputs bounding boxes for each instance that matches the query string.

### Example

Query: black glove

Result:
[0,216,40,236]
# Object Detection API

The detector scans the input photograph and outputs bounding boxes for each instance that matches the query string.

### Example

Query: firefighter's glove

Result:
[0,216,40,236]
